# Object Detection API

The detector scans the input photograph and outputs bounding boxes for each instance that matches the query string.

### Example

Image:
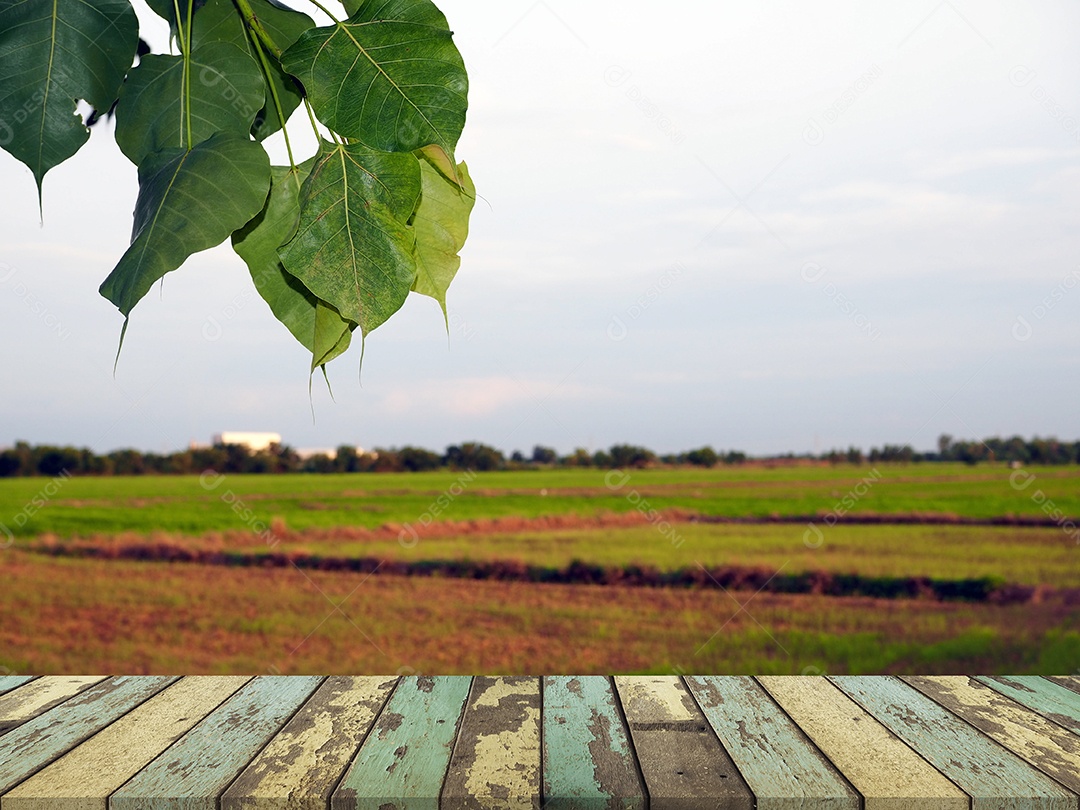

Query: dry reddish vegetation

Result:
[2,552,1076,674]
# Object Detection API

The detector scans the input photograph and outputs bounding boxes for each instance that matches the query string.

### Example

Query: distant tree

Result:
[445,442,504,471]
[686,446,719,467]
[608,444,656,469]
[531,445,558,465]
[561,448,593,467]
[399,446,443,472]
[592,449,613,468]
[845,446,864,465]
[334,445,361,473]
[723,450,747,465]
[36,447,79,477]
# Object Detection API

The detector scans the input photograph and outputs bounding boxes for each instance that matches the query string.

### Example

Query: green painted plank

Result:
[542,676,645,810]
[1045,678,1080,697]
[686,676,859,810]
[441,677,541,810]
[978,677,1080,736]
[0,678,36,698]
[614,676,753,810]
[333,675,471,810]
[110,675,324,810]
[0,676,177,795]
[0,677,107,732]
[903,677,1080,795]
[222,676,397,810]
[833,675,1077,810]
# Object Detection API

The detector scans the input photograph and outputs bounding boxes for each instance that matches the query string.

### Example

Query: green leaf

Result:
[100,133,271,320]
[279,140,421,336]
[114,41,264,166]
[191,0,313,140]
[412,158,474,318]
[0,0,138,194]
[232,162,356,370]
[281,0,468,159]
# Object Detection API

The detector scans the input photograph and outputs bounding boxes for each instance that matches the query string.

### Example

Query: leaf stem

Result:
[305,0,340,23]
[303,98,323,142]
[233,0,283,59]
[172,0,191,149]
[248,26,297,171]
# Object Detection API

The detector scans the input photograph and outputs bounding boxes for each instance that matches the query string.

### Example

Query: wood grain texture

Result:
[542,676,645,810]
[221,676,397,810]
[0,677,106,731]
[1045,678,1080,697]
[903,676,1080,795]
[686,676,859,810]
[0,678,35,699]
[0,677,177,797]
[441,677,541,810]
[976,677,1080,735]
[332,675,471,810]
[833,675,1077,810]
[614,676,753,810]
[2,676,250,810]
[109,675,324,810]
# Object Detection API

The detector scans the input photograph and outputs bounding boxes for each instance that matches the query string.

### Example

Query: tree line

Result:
[0,435,1076,478]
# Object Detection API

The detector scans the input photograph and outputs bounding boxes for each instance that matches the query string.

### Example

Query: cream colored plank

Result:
[0,677,106,731]
[1,676,249,810]
[758,676,968,810]
[222,676,396,810]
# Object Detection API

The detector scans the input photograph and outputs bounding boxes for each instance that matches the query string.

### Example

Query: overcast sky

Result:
[1,0,1078,456]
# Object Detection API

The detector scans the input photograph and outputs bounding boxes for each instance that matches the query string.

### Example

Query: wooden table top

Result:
[0,675,1077,809]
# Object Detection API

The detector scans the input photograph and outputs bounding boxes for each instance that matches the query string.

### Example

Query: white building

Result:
[212,432,282,452]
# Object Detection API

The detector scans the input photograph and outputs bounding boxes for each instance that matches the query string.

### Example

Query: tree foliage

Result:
[0,0,474,375]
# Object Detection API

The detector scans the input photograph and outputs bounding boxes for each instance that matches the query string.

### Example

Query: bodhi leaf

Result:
[279,140,421,336]
[0,0,138,195]
[412,158,474,318]
[281,0,468,160]
[100,133,271,323]
[191,0,313,140]
[233,162,356,370]
[115,41,264,166]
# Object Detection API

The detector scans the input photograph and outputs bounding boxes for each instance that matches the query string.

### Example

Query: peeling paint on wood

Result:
[441,677,541,810]
[833,675,1077,810]
[903,676,1080,795]
[686,676,859,810]
[615,675,753,810]
[757,676,968,810]
[332,676,471,810]
[542,676,644,810]
[1045,677,1080,697]
[222,676,397,810]
[0,676,177,796]
[976,677,1080,736]
[0,678,35,699]
[109,675,323,810]
[3,676,249,810]
[0,677,106,732]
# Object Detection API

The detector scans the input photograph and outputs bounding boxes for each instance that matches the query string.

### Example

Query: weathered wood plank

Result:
[974,677,1080,735]
[332,675,471,810]
[757,676,968,810]
[1045,677,1080,697]
[833,675,1077,810]
[0,678,36,699]
[441,677,541,810]
[0,677,107,732]
[109,675,324,810]
[614,675,753,810]
[0,676,177,796]
[221,676,397,810]
[686,676,859,810]
[542,676,645,810]
[904,676,1080,795]
[2,676,250,810]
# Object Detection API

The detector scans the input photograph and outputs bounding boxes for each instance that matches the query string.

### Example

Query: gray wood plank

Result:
[614,676,753,810]
[974,678,1080,735]
[686,676,859,810]
[441,677,541,810]
[833,675,1078,810]
[0,678,36,699]
[0,677,107,732]
[1045,678,1080,697]
[903,676,1080,796]
[109,675,324,810]
[0,676,177,796]
[543,676,645,810]
[221,676,397,810]
[332,676,471,810]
